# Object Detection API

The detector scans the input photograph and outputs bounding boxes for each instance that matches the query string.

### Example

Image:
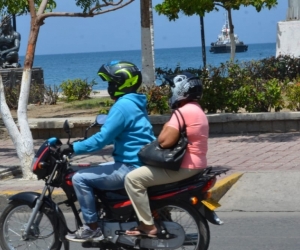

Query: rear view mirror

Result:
[83,115,107,139]
[95,114,107,125]
[63,120,71,144]
[63,120,70,134]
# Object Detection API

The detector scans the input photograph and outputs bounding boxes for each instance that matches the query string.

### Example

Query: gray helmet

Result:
[165,72,203,109]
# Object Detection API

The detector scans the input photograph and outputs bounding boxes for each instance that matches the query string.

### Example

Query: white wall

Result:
[276,21,300,57]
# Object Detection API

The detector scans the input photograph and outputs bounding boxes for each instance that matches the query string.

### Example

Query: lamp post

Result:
[12,14,16,31]
[200,16,206,68]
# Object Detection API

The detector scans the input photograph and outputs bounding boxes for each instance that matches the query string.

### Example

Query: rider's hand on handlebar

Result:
[59,144,74,156]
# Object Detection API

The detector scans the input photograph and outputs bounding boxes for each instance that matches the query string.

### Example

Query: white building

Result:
[276,0,300,57]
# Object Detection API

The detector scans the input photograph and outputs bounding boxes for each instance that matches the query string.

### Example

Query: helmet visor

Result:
[98,64,115,82]
[98,72,112,82]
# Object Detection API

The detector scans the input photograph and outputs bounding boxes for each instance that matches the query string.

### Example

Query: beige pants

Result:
[124,166,203,225]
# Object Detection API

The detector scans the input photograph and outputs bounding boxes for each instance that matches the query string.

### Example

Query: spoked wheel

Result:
[0,201,62,250]
[157,202,210,250]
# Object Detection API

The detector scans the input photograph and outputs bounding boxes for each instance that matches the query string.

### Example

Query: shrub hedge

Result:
[154,55,300,114]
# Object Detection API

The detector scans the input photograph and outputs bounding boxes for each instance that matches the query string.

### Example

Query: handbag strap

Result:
[173,108,191,145]
[173,109,186,133]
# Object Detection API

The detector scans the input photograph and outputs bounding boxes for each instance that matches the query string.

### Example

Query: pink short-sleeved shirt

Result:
[167,102,208,169]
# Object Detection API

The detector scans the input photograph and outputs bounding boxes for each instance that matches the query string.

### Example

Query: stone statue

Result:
[0,16,21,68]
[287,0,300,20]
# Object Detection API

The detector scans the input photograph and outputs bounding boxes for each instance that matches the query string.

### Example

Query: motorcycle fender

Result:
[9,192,43,208]
[8,191,64,220]
[198,203,224,225]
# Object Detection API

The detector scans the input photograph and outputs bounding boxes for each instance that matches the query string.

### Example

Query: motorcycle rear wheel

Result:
[157,201,210,250]
[0,200,62,250]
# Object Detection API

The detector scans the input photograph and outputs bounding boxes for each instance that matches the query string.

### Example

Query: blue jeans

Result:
[72,161,135,224]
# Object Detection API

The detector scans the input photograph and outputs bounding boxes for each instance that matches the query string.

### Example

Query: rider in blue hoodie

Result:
[60,61,155,242]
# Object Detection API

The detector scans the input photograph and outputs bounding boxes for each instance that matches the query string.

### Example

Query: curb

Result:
[209,172,244,202]
[0,166,22,181]
[0,189,65,197]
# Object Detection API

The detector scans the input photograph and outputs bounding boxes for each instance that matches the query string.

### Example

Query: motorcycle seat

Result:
[99,166,226,199]
[100,169,205,200]
[147,169,206,194]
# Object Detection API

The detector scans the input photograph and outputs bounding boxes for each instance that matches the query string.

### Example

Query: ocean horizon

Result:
[22,42,274,57]
[19,43,277,90]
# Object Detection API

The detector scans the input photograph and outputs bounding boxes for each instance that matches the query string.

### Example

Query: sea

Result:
[19,43,276,91]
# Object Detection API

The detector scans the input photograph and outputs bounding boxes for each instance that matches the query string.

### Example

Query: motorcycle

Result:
[0,114,229,250]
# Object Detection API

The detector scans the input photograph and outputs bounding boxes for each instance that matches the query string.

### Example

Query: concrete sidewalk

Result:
[0,132,300,205]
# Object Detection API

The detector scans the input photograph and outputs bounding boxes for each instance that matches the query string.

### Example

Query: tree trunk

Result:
[227,8,236,61]
[0,10,41,179]
[0,72,35,179]
[140,0,155,85]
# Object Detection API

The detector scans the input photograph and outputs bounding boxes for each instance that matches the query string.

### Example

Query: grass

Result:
[61,97,113,110]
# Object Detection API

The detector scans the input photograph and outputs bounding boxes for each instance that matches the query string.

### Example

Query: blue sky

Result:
[16,0,287,56]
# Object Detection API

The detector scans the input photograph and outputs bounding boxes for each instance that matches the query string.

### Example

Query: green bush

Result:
[60,78,97,102]
[138,84,170,115]
[199,62,245,113]
[286,80,300,111]
[237,78,284,112]
[98,99,114,114]
[260,55,300,81]
[155,59,290,113]
[4,82,46,109]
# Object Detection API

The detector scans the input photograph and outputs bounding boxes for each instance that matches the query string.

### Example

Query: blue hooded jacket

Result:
[73,93,155,167]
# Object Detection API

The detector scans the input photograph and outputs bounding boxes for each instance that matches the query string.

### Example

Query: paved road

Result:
[61,212,300,250]
[208,171,300,250]
[218,172,300,212]
[210,211,300,250]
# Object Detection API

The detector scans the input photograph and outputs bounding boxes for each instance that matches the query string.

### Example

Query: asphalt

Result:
[1,132,300,210]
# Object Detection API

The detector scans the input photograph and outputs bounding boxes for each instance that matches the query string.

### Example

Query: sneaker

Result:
[65,225,104,242]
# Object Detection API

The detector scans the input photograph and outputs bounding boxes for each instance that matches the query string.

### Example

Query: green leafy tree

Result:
[0,0,134,179]
[155,0,278,60]
[0,0,55,16]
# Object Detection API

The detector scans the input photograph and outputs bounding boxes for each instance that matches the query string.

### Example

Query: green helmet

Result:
[98,60,142,99]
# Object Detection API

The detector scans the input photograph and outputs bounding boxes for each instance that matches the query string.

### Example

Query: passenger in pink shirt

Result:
[125,72,208,237]
[167,101,208,170]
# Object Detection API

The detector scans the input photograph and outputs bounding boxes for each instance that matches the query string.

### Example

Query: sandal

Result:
[125,227,157,238]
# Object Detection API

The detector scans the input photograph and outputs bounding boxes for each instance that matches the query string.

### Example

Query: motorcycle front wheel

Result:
[0,200,62,250]
[157,201,210,250]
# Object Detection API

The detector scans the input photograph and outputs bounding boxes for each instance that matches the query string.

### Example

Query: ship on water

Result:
[209,14,248,54]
